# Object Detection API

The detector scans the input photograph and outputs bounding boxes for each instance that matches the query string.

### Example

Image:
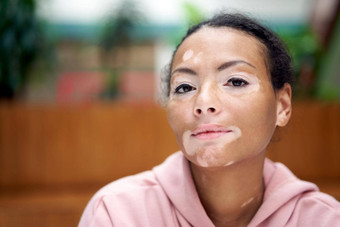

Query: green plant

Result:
[182,1,206,27]
[99,0,145,97]
[278,26,321,98]
[0,0,44,99]
[100,0,144,57]
[167,2,206,47]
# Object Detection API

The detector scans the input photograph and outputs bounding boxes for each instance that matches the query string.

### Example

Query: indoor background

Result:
[0,0,339,226]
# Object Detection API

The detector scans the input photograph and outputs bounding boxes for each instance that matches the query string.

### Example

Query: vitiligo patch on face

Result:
[226,77,261,96]
[241,197,254,208]
[193,52,203,64]
[182,49,194,61]
[182,126,242,167]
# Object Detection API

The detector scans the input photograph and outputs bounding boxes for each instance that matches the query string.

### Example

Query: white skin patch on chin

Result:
[182,49,194,61]
[196,147,219,167]
[182,126,242,167]
[196,155,209,167]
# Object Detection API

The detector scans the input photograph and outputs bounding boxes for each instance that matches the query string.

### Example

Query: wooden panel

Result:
[0,101,339,227]
[0,190,89,227]
[1,102,340,187]
[0,102,178,187]
[0,102,339,187]
[267,102,340,180]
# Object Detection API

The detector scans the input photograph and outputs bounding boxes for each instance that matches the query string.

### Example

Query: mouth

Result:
[191,124,233,140]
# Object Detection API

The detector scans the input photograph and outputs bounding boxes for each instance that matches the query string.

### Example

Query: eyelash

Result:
[174,84,196,94]
[224,78,249,87]
[173,77,248,94]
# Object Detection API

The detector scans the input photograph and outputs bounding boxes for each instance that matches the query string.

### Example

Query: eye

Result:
[225,78,249,87]
[174,84,196,94]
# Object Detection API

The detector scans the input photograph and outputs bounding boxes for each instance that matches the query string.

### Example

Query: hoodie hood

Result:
[249,159,318,226]
[153,152,214,227]
[153,152,318,226]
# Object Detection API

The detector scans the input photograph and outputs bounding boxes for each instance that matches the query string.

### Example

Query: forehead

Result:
[172,27,268,69]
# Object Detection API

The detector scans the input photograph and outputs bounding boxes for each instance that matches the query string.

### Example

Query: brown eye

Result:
[175,84,196,94]
[226,78,248,87]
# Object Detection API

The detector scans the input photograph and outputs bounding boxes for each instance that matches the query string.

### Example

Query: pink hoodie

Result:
[79,152,340,226]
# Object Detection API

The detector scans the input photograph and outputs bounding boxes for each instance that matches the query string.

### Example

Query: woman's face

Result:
[167,27,286,168]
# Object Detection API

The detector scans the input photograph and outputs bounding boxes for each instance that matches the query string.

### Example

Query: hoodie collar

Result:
[153,152,214,227]
[153,152,318,226]
[249,159,318,226]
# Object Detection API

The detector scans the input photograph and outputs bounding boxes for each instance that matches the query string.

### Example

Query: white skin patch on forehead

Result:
[193,52,203,64]
[182,49,194,61]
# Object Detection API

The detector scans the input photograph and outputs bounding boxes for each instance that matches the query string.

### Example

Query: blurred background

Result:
[0,0,339,226]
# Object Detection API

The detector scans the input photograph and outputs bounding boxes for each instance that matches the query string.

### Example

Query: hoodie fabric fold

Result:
[79,152,340,226]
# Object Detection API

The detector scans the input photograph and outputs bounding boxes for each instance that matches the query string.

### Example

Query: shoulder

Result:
[287,187,340,225]
[78,152,186,227]
[79,170,170,226]
[93,170,160,198]
[256,159,340,226]
[295,190,340,215]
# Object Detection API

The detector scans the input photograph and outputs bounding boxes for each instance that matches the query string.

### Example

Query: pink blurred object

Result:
[56,72,105,103]
[119,71,155,101]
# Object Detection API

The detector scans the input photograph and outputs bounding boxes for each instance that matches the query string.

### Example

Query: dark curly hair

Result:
[162,13,293,98]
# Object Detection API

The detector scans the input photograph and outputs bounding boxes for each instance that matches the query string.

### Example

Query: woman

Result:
[79,13,340,226]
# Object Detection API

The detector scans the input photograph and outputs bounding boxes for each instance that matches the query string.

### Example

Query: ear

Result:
[276,83,292,127]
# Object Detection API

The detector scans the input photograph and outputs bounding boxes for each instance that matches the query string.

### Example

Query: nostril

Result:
[208,107,216,113]
[195,107,217,115]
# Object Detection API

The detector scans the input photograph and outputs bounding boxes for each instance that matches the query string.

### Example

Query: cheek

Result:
[166,99,193,141]
[234,94,277,148]
[227,85,277,125]
[221,87,277,132]
[250,95,277,128]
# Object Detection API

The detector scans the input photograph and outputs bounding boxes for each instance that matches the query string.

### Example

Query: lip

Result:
[191,124,233,140]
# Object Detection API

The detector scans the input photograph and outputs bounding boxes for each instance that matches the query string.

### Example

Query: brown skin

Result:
[166,27,292,226]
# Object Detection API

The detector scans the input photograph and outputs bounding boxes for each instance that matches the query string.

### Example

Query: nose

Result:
[194,85,221,117]
[195,107,217,115]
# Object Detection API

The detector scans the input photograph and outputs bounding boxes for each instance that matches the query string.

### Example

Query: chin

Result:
[183,145,266,168]
[183,147,235,168]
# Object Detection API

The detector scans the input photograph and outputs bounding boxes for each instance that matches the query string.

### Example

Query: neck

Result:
[190,152,266,227]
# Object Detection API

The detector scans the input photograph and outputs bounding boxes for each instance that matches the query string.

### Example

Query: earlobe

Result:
[276,83,292,127]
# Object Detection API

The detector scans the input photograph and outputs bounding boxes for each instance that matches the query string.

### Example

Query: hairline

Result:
[170,25,272,86]
[161,13,293,102]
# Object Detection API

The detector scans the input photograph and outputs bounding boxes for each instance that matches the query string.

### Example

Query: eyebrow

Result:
[171,60,256,76]
[217,60,256,71]
[171,67,196,76]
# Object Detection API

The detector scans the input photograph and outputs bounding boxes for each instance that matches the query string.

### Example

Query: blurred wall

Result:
[0,101,339,226]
